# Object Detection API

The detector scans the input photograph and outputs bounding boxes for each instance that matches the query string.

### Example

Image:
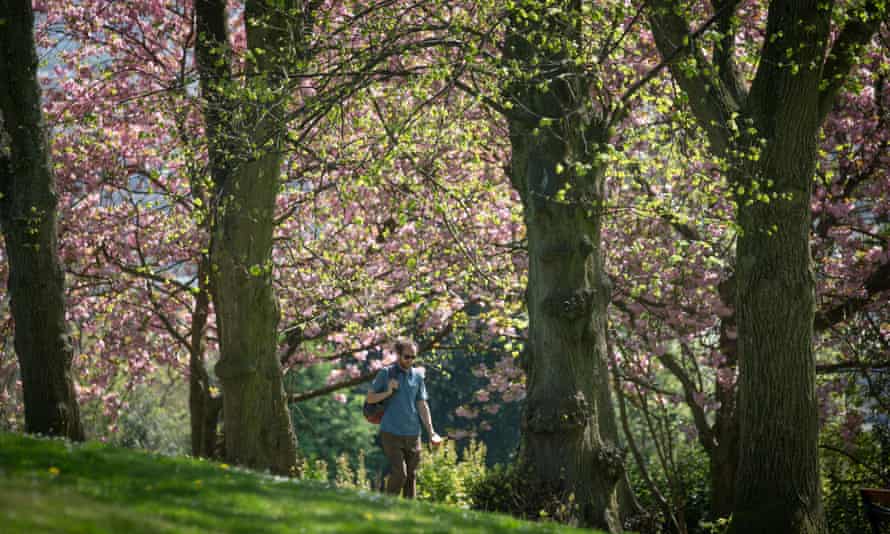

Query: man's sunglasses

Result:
[400,354,416,360]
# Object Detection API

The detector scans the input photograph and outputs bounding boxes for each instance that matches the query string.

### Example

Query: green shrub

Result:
[468,462,580,524]
[416,439,487,506]
[822,422,890,534]
[624,439,711,534]
[332,450,372,490]
[467,462,521,514]
[299,456,329,482]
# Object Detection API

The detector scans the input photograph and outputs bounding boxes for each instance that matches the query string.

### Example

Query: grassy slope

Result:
[0,432,601,534]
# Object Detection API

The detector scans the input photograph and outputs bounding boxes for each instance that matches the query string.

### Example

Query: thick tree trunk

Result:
[726,2,838,532]
[730,155,825,534]
[504,5,623,529]
[646,0,880,530]
[0,0,84,441]
[211,151,297,473]
[730,5,829,531]
[512,131,622,531]
[195,0,298,474]
[731,168,825,532]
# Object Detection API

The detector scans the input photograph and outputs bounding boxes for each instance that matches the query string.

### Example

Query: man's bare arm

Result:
[417,399,436,437]
[367,378,398,404]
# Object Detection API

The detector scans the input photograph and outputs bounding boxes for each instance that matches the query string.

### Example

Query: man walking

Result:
[366,338,442,498]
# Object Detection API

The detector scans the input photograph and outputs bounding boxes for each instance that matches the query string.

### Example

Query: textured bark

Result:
[211,148,297,474]
[513,135,622,532]
[728,3,832,532]
[647,0,882,531]
[188,254,221,458]
[505,3,623,530]
[709,384,738,519]
[195,0,299,474]
[730,147,825,528]
[707,391,738,517]
[0,0,84,441]
[709,276,738,519]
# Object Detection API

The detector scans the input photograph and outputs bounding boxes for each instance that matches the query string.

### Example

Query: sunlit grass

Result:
[0,432,602,533]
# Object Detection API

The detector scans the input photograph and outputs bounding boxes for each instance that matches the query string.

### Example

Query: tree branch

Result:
[612,358,682,533]
[814,259,890,331]
[710,0,746,104]
[643,0,742,154]
[99,243,195,295]
[658,347,717,452]
[818,0,885,124]
[287,321,454,404]
[816,360,890,374]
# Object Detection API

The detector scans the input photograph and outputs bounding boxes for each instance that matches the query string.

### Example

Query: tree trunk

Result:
[709,406,738,520]
[512,130,622,532]
[707,368,739,519]
[504,4,623,529]
[709,277,738,519]
[646,0,880,529]
[0,0,84,441]
[188,6,222,457]
[195,0,299,474]
[730,148,825,534]
[211,151,297,473]
[729,5,830,531]
[188,254,221,458]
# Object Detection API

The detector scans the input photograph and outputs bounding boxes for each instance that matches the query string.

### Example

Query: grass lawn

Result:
[0,432,603,533]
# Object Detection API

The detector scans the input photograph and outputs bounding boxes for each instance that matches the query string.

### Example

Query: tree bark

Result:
[709,391,738,520]
[195,0,299,474]
[729,3,833,531]
[709,277,738,519]
[730,126,825,530]
[188,254,221,458]
[731,157,825,533]
[647,0,881,530]
[0,0,84,441]
[504,3,623,530]
[515,142,622,531]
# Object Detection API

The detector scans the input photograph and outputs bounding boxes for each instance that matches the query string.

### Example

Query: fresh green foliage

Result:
[416,439,487,506]
[333,451,372,490]
[300,456,330,483]
[0,432,602,534]
[468,463,524,515]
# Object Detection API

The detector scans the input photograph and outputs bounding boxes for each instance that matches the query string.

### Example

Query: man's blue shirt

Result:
[372,365,428,436]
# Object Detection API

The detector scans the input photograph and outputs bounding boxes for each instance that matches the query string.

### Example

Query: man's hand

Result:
[366,376,400,405]
[430,432,443,447]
